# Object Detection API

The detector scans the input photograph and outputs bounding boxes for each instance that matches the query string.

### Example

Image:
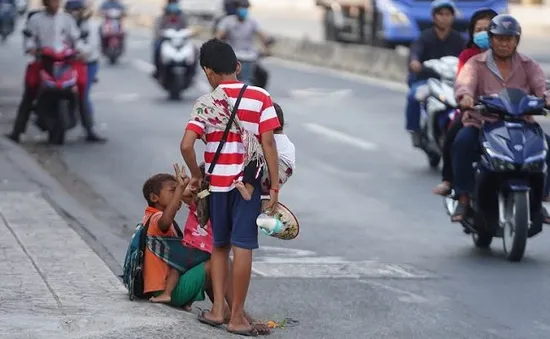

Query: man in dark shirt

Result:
[405,0,466,147]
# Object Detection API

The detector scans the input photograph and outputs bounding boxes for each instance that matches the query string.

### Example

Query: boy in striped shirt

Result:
[180,39,280,336]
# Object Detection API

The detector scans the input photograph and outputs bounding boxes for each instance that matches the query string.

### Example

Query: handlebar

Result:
[471,103,550,118]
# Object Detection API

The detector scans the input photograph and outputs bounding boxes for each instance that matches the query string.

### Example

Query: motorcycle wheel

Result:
[48,101,68,145]
[502,191,529,262]
[472,231,493,248]
[108,54,118,65]
[427,152,441,169]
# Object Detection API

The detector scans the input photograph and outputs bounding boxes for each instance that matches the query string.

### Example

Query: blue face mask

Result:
[236,8,248,19]
[473,31,490,50]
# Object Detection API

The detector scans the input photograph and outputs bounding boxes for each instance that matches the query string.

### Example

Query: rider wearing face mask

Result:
[215,0,272,85]
[450,14,550,222]
[406,0,466,147]
[432,8,497,196]
[151,1,190,78]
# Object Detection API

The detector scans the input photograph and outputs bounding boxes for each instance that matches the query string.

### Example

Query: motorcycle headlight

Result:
[522,151,547,172]
[484,147,516,172]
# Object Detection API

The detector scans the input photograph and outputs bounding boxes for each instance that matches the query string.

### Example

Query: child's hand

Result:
[173,163,190,189]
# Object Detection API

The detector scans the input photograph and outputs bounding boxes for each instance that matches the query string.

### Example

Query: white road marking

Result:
[289,88,353,99]
[267,58,408,94]
[131,58,155,73]
[360,280,432,304]
[304,122,379,151]
[259,245,317,257]
[251,261,432,279]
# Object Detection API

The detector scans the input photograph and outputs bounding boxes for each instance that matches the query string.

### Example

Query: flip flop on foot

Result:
[451,203,468,222]
[542,207,550,225]
[251,323,271,336]
[198,310,224,328]
[227,327,259,337]
[433,182,451,196]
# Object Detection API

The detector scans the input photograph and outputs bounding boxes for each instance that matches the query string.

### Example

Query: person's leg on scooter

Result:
[450,126,479,222]
[7,62,41,143]
[152,39,162,78]
[74,60,105,142]
[433,118,463,195]
[405,80,427,147]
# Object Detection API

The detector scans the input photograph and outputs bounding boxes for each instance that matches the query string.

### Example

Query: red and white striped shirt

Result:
[186,81,280,192]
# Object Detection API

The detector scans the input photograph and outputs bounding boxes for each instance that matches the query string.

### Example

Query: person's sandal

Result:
[451,203,468,222]
[433,182,451,196]
[542,207,550,225]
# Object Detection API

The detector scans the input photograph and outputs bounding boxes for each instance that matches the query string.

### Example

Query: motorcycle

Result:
[33,46,80,145]
[444,88,549,262]
[158,28,197,100]
[100,7,124,64]
[0,0,16,42]
[235,37,275,89]
[414,56,459,168]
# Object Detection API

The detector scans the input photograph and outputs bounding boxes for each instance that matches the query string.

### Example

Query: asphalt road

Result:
[4,25,550,339]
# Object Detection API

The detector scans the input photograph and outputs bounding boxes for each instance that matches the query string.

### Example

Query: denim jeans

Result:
[86,62,99,117]
[405,80,427,131]
[238,61,255,85]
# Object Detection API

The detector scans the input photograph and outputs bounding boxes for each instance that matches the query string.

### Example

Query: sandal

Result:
[451,203,468,222]
[198,310,223,328]
[542,207,550,225]
[227,327,259,337]
[252,323,271,336]
[432,182,451,196]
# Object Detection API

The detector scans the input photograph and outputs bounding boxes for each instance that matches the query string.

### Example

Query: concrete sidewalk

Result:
[0,137,230,339]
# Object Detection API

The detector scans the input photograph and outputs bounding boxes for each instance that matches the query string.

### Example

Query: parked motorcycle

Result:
[33,46,80,145]
[414,56,458,168]
[444,88,549,262]
[157,28,197,100]
[100,7,124,64]
[0,0,16,42]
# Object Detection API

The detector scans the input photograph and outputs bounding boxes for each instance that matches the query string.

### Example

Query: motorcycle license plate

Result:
[173,66,185,74]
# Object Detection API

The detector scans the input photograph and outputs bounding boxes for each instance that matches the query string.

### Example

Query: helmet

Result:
[488,14,521,36]
[65,0,85,11]
[234,0,250,8]
[467,8,497,43]
[431,0,455,15]
[164,2,181,14]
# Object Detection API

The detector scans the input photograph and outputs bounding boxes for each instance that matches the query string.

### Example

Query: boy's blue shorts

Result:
[209,179,262,250]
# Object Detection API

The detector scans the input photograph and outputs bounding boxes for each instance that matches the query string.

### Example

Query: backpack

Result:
[122,217,184,300]
[122,217,152,300]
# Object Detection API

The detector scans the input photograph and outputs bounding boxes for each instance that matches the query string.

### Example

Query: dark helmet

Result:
[466,8,497,47]
[488,14,521,37]
[234,0,250,8]
[431,0,455,16]
[65,0,85,11]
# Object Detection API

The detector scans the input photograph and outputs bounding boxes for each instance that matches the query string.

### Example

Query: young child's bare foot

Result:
[234,181,252,200]
[150,293,171,304]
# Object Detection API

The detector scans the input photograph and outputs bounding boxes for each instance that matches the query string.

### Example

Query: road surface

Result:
[3,24,550,339]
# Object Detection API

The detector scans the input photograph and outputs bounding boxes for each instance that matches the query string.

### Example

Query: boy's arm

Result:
[181,119,205,189]
[258,94,281,211]
[157,185,184,232]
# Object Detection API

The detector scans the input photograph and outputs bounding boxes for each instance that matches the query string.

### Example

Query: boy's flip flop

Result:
[227,327,259,337]
[198,310,223,328]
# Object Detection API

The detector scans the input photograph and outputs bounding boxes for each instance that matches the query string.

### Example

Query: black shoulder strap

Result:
[173,220,184,238]
[206,84,248,180]
[139,216,153,248]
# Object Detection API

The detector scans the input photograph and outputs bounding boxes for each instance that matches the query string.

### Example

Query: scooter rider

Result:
[451,14,550,222]
[406,0,466,147]
[7,0,103,143]
[98,0,126,53]
[215,0,272,85]
[65,0,105,142]
[151,1,191,78]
